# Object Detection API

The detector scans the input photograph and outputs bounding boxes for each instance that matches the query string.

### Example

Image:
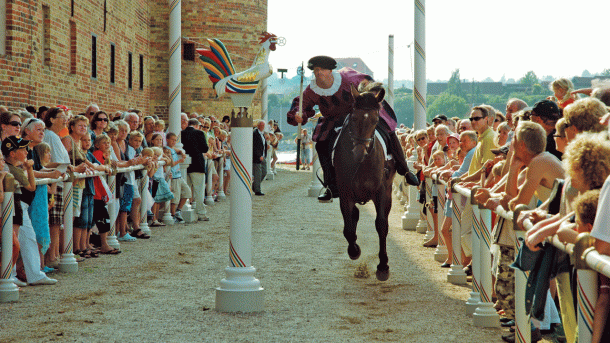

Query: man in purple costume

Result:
[287,55,413,202]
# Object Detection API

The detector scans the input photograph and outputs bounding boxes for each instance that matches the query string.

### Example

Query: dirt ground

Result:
[1,167,541,342]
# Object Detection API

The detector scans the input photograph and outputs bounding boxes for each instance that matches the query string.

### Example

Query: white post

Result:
[447,192,467,285]
[308,148,323,197]
[514,231,531,343]
[0,176,18,302]
[106,173,120,250]
[402,160,420,230]
[217,155,226,200]
[464,200,481,315]
[473,208,500,327]
[179,156,196,223]
[59,179,78,273]
[577,269,597,342]
[423,177,434,242]
[387,34,394,108]
[205,158,215,205]
[139,174,151,236]
[413,0,426,130]
[215,115,264,312]
[433,177,448,263]
[168,0,181,137]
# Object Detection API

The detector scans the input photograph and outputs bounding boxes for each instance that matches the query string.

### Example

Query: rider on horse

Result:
[286,55,416,202]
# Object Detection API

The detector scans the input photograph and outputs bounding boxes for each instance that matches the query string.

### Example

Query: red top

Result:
[92,150,107,201]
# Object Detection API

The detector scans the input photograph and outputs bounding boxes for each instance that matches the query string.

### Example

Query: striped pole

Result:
[387,34,394,108]
[434,177,448,262]
[59,178,78,273]
[0,176,18,302]
[106,172,120,249]
[424,177,434,242]
[514,231,531,343]
[447,192,467,285]
[139,174,151,236]
[401,160,420,230]
[215,112,264,312]
[217,156,226,200]
[464,200,481,315]
[413,0,426,130]
[473,208,500,327]
[205,158,215,205]
[168,0,181,136]
[577,269,597,342]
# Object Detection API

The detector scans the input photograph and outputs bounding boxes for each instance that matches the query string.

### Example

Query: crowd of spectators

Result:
[0,104,232,288]
[397,81,610,343]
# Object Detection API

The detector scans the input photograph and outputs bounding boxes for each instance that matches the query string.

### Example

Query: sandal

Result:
[132,229,151,239]
[99,248,121,255]
[150,220,165,227]
[86,249,99,258]
[118,233,137,242]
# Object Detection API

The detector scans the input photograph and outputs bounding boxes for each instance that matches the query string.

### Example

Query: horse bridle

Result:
[346,112,376,156]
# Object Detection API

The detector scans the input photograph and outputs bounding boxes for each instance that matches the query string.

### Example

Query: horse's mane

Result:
[353,92,381,111]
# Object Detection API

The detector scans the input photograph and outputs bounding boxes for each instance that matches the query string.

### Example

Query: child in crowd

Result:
[149,146,173,226]
[153,119,167,146]
[3,136,56,285]
[549,78,578,109]
[166,132,191,223]
[32,142,53,270]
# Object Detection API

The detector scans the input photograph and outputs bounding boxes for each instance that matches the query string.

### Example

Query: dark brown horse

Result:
[333,84,396,281]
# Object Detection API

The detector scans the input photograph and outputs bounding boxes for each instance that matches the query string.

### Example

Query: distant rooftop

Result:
[335,57,374,78]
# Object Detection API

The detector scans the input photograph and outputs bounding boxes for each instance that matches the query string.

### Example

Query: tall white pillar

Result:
[216,112,264,312]
[387,34,394,108]
[168,0,181,136]
[0,176,18,302]
[413,0,426,130]
[59,178,78,273]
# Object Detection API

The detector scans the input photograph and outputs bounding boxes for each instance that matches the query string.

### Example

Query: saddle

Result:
[330,116,391,166]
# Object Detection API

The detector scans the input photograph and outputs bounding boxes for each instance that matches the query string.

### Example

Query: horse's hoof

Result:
[347,244,361,260]
[376,267,390,281]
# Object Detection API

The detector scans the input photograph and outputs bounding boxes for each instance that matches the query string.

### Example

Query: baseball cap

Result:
[433,114,447,123]
[531,100,561,121]
[1,136,30,156]
[491,144,510,155]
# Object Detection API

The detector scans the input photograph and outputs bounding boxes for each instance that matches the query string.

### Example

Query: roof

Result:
[335,57,374,77]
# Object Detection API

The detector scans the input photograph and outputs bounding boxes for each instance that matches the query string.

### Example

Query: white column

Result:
[106,173,120,249]
[447,192,467,285]
[472,208,500,327]
[402,160,420,230]
[465,202,481,315]
[217,156,226,200]
[0,176,18,302]
[59,179,78,273]
[423,177,434,242]
[215,122,264,312]
[577,269,598,342]
[139,174,151,236]
[433,178,448,263]
[514,231,531,342]
[387,34,394,108]
[413,0,426,130]
[308,148,323,197]
[205,158,215,205]
[168,0,181,137]
[179,156,196,223]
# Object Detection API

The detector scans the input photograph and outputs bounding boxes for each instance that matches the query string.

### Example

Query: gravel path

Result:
[1,168,518,342]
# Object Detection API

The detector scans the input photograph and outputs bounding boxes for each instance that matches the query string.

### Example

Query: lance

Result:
[296,62,304,170]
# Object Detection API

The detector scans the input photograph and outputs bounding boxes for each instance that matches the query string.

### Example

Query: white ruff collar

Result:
[310,70,341,96]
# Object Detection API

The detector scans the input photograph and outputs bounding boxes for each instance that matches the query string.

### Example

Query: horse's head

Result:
[259,32,278,51]
[349,84,384,163]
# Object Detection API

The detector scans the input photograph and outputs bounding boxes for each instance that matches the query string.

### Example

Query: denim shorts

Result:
[119,184,134,212]
[74,193,95,229]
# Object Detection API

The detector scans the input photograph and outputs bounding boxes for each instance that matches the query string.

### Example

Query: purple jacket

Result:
[287,68,396,142]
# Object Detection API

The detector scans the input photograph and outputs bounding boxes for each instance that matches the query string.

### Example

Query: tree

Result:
[582,70,592,77]
[426,93,470,121]
[601,69,610,77]
[519,71,539,87]
[447,69,465,99]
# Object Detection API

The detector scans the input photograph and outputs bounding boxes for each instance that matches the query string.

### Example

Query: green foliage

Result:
[601,69,610,77]
[393,94,414,127]
[447,69,465,98]
[426,93,470,121]
[519,71,539,86]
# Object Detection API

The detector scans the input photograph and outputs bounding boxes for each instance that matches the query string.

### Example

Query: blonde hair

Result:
[550,78,576,103]
[151,147,163,157]
[141,147,154,157]
[563,132,610,191]
[431,150,445,165]
[34,142,51,167]
[94,134,110,147]
[154,119,165,130]
[563,97,608,133]
[555,118,568,137]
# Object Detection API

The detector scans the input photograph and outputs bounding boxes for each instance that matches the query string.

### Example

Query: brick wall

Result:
[1,0,268,120]
[0,0,150,114]
[149,0,268,120]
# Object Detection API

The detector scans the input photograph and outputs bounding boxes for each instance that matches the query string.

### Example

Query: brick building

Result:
[0,0,268,119]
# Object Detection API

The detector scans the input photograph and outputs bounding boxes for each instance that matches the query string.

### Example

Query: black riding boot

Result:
[388,132,419,186]
[316,138,339,202]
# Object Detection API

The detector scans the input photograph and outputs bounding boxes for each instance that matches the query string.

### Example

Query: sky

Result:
[267,0,610,82]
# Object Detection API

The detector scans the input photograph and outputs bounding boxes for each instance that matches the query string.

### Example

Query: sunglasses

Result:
[96,118,109,122]
[203,126,210,129]
[416,137,426,142]
[8,121,21,127]
[469,116,484,122]
[553,134,565,138]
[494,119,500,123]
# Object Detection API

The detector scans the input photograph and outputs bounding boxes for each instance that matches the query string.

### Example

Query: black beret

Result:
[307,56,337,70]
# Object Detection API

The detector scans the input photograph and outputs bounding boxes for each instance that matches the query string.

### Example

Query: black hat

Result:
[1,136,30,156]
[531,100,560,121]
[432,114,448,123]
[307,56,337,70]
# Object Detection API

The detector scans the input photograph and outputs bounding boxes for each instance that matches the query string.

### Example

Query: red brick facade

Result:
[0,0,267,119]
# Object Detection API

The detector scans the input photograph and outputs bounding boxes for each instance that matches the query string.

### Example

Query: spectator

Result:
[181,118,210,221]
[0,112,22,141]
[432,114,448,127]
[252,120,267,196]
[89,111,109,146]
[166,132,190,223]
[84,103,100,122]
[505,98,528,130]
[529,100,563,160]
[495,122,510,148]
[125,131,150,239]
[493,113,506,131]
[563,97,607,141]
[549,78,577,109]
[458,106,496,184]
